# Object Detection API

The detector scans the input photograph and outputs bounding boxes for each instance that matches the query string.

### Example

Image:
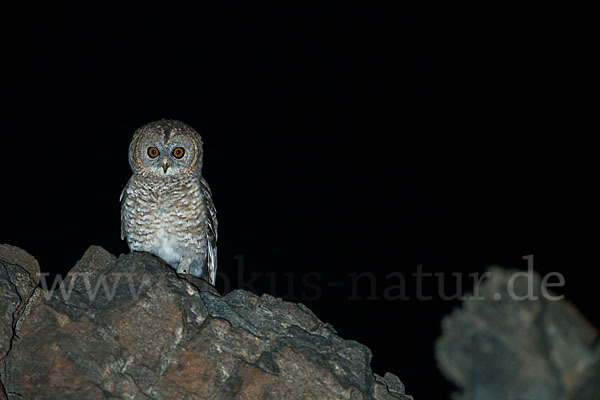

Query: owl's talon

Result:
[177,258,192,275]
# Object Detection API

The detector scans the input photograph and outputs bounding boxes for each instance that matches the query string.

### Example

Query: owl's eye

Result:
[147,147,160,158]
[172,147,185,159]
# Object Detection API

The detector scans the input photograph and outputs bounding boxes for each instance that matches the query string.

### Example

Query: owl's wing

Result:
[198,176,218,285]
[119,178,132,241]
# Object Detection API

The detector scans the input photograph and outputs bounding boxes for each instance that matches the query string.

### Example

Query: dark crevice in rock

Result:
[0,264,20,362]
[0,381,7,400]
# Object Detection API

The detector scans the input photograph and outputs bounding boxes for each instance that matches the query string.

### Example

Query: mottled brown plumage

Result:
[120,120,217,284]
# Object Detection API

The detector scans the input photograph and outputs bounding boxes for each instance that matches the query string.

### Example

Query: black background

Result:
[1,3,596,399]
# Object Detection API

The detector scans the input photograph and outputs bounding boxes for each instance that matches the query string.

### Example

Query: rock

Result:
[0,245,40,374]
[435,266,599,400]
[0,245,412,400]
[567,349,600,400]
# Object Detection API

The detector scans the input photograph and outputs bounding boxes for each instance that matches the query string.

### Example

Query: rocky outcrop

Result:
[435,267,599,400]
[0,245,411,400]
[0,244,41,400]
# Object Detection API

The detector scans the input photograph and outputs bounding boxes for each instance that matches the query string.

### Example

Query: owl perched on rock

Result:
[120,120,218,284]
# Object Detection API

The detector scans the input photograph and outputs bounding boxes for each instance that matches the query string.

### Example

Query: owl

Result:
[120,120,218,285]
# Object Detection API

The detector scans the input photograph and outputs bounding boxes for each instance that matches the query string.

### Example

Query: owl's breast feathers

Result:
[120,173,217,283]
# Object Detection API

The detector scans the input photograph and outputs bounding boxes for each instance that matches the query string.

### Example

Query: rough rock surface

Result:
[0,245,41,400]
[0,245,412,400]
[435,267,599,400]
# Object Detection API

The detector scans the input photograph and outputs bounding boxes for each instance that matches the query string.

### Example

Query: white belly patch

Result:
[152,228,181,267]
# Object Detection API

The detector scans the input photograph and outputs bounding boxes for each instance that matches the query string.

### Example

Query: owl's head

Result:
[128,120,204,177]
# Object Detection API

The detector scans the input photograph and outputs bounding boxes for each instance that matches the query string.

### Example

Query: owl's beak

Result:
[162,158,170,173]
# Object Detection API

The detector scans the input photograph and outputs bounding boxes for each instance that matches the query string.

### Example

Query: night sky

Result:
[1,3,595,399]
